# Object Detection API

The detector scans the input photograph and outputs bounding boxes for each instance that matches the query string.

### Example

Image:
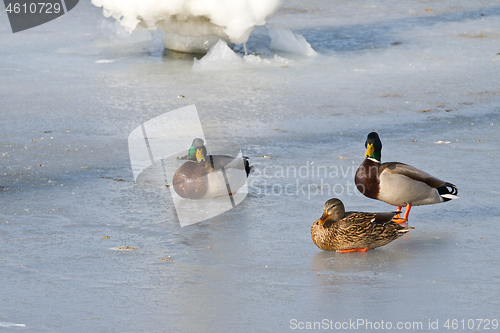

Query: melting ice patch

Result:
[0,322,26,327]
[92,0,283,52]
[192,40,293,70]
[268,26,317,57]
[95,59,115,64]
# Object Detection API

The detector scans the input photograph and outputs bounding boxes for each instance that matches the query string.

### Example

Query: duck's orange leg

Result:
[402,203,412,221]
[393,204,412,223]
[394,206,403,219]
[336,247,369,253]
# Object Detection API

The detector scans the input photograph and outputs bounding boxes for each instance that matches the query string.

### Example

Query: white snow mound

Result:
[192,40,242,70]
[92,0,283,52]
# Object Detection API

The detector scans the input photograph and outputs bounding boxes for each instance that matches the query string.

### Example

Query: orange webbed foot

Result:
[393,204,411,224]
[336,247,369,253]
[394,206,403,219]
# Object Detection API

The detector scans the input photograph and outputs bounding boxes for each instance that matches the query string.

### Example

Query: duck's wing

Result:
[208,155,253,176]
[324,212,375,229]
[372,211,399,224]
[344,211,397,224]
[381,162,452,188]
[208,155,241,169]
[335,212,397,230]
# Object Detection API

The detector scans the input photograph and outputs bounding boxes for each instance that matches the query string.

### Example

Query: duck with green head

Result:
[311,198,413,252]
[173,139,253,199]
[355,132,459,223]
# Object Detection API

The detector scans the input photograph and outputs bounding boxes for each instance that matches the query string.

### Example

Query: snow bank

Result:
[92,0,283,52]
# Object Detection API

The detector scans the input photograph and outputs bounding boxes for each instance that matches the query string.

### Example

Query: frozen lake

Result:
[1,0,500,331]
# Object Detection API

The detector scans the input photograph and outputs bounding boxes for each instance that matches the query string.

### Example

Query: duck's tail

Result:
[243,157,254,177]
[397,226,414,234]
[437,182,459,201]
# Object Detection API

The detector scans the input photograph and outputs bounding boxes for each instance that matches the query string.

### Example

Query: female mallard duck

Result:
[355,132,459,223]
[173,139,253,199]
[311,198,413,252]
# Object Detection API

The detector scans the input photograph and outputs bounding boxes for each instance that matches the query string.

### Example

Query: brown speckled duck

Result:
[311,198,413,252]
[355,132,459,223]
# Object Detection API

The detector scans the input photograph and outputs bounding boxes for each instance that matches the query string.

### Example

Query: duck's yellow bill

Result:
[365,143,374,158]
[195,148,205,162]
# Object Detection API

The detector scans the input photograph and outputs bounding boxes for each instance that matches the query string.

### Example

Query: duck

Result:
[173,139,253,199]
[354,132,459,223]
[311,198,413,252]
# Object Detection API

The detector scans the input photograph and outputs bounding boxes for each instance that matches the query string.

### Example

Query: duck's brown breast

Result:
[355,158,380,199]
[311,220,340,251]
[173,161,209,199]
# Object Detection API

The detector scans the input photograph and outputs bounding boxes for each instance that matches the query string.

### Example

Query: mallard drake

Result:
[173,139,253,199]
[355,132,459,223]
[311,198,413,252]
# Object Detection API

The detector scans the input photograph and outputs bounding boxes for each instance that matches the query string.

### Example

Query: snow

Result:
[91,0,283,52]
[1,0,500,331]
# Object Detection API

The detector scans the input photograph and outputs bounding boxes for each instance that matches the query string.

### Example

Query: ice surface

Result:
[91,0,283,52]
[1,0,500,332]
[268,26,317,56]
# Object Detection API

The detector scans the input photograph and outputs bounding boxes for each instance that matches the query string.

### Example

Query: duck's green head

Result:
[319,198,346,224]
[187,138,205,160]
[365,132,382,161]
